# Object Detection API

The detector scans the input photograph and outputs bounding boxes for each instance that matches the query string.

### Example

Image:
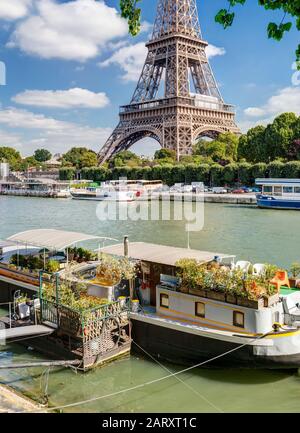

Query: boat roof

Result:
[256,178,300,186]
[6,229,113,251]
[100,242,234,267]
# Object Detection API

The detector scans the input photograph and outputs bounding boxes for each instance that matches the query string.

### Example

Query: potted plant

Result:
[263,282,280,307]
[289,262,300,288]
[45,260,60,273]
[175,259,199,294]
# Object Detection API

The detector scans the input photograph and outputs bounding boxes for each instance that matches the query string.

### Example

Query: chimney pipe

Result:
[124,236,129,257]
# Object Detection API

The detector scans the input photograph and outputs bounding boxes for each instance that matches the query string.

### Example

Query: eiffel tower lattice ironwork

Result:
[98,0,240,164]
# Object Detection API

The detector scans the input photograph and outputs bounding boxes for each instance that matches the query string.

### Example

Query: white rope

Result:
[16,330,272,413]
[132,340,224,413]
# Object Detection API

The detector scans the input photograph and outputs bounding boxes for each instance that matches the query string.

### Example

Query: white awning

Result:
[100,242,234,267]
[7,229,114,251]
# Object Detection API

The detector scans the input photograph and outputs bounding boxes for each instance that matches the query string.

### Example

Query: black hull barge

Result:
[101,241,300,370]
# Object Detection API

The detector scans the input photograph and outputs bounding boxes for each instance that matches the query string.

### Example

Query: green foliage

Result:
[45,260,60,273]
[268,160,285,178]
[290,262,300,279]
[59,167,76,180]
[110,150,142,168]
[264,113,298,160]
[238,126,267,163]
[0,146,22,170]
[62,147,98,169]
[154,148,176,161]
[34,148,52,162]
[10,254,43,270]
[120,0,141,35]
[194,133,238,164]
[19,156,41,171]
[175,258,281,301]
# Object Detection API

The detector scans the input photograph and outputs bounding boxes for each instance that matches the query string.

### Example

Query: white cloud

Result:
[0,0,32,21]
[8,0,128,61]
[100,42,226,82]
[12,88,110,109]
[206,44,226,59]
[238,86,300,132]
[99,42,147,82]
[0,107,71,130]
[0,107,111,155]
[244,87,300,118]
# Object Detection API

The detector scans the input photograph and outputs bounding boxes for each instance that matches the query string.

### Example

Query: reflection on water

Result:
[1,196,300,412]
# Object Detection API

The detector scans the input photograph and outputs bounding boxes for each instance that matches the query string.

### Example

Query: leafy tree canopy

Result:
[194,133,239,164]
[62,147,98,169]
[120,0,300,67]
[0,146,22,170]
[34,148,52,162]
[154,148,176,160]
[110,150,142,168]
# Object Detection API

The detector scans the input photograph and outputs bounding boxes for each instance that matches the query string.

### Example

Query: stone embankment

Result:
[0,384,41,413]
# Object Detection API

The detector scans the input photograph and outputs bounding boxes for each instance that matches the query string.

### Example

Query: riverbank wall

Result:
[0,384,41,413]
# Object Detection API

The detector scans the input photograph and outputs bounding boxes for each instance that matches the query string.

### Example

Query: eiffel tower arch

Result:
[98,0,240,164]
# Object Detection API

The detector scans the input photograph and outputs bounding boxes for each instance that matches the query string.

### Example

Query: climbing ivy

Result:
[120,0,300,68]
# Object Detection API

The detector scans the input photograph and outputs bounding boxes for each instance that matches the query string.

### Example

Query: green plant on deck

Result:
[264,263,278,281]
[290,262,300,279]
[42,280,111,312]
[16,294,29,304]
[175,259,200,290]
[10,254,27,268]
[96,254,136,286]
[45,260,60,273]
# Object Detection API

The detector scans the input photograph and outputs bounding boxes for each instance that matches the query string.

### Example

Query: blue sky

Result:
[0,0,299,157]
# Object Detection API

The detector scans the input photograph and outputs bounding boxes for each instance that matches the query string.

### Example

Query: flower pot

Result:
[289,278,297,288]
[206,291,226,302]
[237,296,264,309]
[189,288,207,298]
[179,286,189,294]
[225,293,237,305]
[263,293,280,308]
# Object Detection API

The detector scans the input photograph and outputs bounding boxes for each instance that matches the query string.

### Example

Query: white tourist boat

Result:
[70,186,135,202]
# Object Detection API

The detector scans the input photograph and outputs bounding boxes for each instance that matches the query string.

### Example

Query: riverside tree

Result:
[61,147,98,169]
[119,0,300,67]
[34,148,52,163]
[0,146,22,170]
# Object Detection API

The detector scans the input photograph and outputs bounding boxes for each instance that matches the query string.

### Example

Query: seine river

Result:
[1,196,300,413]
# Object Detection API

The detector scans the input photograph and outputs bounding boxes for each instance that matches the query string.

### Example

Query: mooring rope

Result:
[132,340,224,413]
[16,330,273,413]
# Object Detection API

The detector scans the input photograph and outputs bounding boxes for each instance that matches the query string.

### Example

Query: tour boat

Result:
[70,187,135,202]
[256,179,300,210]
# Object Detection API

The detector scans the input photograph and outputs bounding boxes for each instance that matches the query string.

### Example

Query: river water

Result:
[1,196,300,413]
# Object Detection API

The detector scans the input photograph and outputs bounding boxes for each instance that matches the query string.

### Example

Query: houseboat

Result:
[256,178,300,210]
[0,177,70,198]
[102,241,300,369]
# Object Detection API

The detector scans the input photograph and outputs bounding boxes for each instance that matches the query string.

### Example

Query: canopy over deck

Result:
[7,229,112,251]
[100,242,234,267]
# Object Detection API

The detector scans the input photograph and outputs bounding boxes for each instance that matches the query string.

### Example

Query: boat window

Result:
[294,187,300,194]
[160,293,169,309]
[263,186,272,194]
[283,187,293,194]
[233,311,245,328]
[195,302,205,318]
[273,186,282,196]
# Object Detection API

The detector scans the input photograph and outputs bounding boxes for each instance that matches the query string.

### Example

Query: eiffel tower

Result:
[98,0,240,164]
